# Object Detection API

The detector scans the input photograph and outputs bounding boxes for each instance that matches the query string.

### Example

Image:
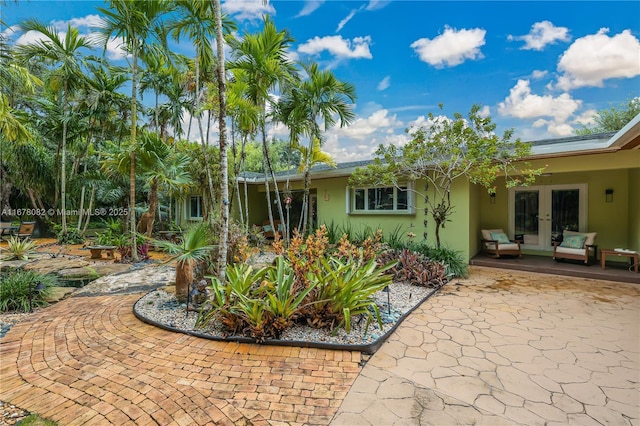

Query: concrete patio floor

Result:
[1,266,638,425]
[334,267,640,425]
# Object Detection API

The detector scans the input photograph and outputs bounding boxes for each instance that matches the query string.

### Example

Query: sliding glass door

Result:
[509,184,587,251]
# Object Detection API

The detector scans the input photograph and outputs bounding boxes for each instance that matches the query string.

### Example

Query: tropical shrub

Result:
[57,228,84,245]
[113,233,150,262]
[413,243,468,278]
[0,270,55,312]
[377,248,448,287]
[304,256,395,333]
[1,236,38,260]
[260,256,316,336]
[198,245,396,340]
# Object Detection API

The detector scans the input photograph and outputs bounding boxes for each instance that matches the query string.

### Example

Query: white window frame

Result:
[189,196,203,220]
[346,182,415,215]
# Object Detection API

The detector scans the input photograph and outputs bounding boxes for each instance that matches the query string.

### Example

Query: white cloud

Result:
[14,30,50,46]
[1,25,19,41]
[531,70,548,80]
[508,21,570,51]
[366,0,391,11]
[98,35,128,60]
[411,26,486,68]
[298,35,372,60]
[336,8,361,33]
[556,28,640,90]
[498,79,582,136]
[222,0,275,21]
[52,14,104,31]
[331,109,402,141]
[296,1,324,17]
[479,105,491,118]
[377,76,390,91]
[573,109,598,127]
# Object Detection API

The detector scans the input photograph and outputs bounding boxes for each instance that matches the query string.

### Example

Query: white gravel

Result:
[135,280,439,347]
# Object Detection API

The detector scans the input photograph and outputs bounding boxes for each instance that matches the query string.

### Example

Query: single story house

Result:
[181,115,640,264]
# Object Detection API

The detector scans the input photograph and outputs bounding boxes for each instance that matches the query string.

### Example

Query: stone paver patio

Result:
[334,267,640,425]
[1,265,638,425]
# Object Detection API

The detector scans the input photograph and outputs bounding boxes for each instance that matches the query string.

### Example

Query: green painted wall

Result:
[476,160,636,257]
[314,176,473,260]
[629,168,640,252]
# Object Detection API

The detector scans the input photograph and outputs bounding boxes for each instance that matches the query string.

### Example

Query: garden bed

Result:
[134,280,439,355]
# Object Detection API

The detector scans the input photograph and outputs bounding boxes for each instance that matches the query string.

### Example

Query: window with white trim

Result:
[189,196,203,219]
[347,184,414,214]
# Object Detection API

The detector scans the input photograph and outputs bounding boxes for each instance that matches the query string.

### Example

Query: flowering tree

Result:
[350,104,543,247]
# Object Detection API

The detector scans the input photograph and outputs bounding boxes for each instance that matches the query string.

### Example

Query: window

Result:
[347,184,414,214]
[189,196,203,219]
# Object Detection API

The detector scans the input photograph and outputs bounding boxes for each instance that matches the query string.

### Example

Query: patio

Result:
[470,253,640,284]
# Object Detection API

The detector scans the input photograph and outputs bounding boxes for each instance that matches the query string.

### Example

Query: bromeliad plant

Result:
[196,252,395,341]
[304,256,395,334]
[0,236,39,261]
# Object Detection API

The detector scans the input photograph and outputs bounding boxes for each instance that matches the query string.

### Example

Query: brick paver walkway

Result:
[0,294,360,425]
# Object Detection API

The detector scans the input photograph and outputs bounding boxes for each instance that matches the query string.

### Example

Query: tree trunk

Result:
[175,260,194,302]
[60,80,68,234]
[214,0,229,277]
[130,43,139,261]
[262,124,286,239]
[138,178,158,237]
[77,186,85,231]
[82,185,95,236]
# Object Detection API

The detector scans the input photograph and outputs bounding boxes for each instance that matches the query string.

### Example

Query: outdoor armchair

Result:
[553,230,597,265]
[481,229,521,258]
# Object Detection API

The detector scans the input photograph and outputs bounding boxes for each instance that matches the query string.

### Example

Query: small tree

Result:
[350,104,543,248]
[576,96,640,135]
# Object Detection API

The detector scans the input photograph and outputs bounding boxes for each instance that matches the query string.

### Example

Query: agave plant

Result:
[0,236,39,261]
[154,223,216,302]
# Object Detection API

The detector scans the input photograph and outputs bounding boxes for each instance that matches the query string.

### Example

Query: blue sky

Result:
[3,0,640,161]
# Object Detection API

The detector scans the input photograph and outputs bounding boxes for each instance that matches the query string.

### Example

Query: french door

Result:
[508,184,587,251]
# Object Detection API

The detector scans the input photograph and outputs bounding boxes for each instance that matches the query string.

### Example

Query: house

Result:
[175,116,638,264]
[235,115,639,264]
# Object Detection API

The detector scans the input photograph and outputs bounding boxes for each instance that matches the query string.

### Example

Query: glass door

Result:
[513,188,542,249]
[509,184,587,251]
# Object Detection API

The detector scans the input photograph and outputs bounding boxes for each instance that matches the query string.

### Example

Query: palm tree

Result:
[16,20,95,234]
[155,222,216,302]
[139,46,173,134]
[136,131,190,237]
[292,138,336,233]
[97,0,168,261]
[278,62,356,234]
[230,16,298,242]
[227,69,259,227]
[169,1,235,223]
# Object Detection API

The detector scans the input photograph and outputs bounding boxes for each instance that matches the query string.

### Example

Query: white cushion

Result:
[555,246,587,255]
[497,243,519,251]
[481,229,504,241]
[564,230,597,246]
[484,242,519,251]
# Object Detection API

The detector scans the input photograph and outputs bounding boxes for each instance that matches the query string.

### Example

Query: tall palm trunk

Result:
[129,43,139,261]
[261,123,286,240]
[60,80,68,233]
[194,56,216,223]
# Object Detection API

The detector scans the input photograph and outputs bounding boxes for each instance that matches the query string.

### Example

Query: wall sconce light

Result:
[605,189,613,203]
[489,192,496,204]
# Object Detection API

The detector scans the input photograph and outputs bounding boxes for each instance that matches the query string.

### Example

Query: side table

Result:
[600,249,639,273]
